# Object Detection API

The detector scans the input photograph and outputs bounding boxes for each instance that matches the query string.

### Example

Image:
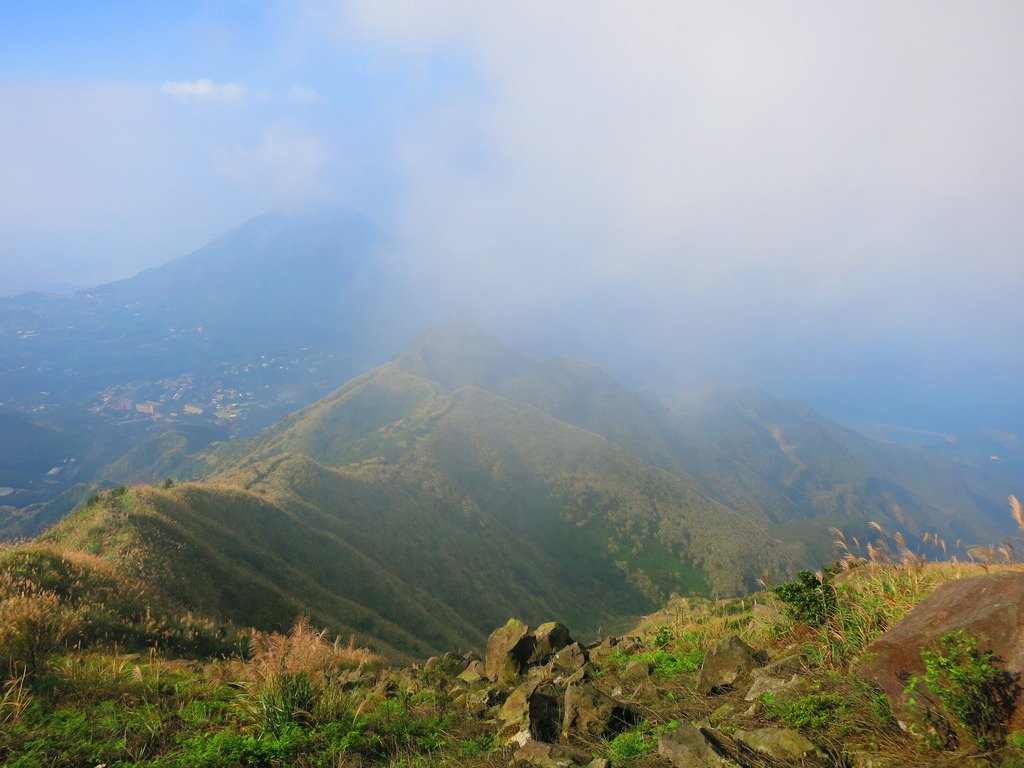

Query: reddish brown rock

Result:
[858,572,1024,733]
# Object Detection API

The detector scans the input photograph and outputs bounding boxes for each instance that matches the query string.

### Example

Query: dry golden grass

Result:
[236,615,383,685]
[0,589,81,677]
[0,669,29,726]
[1010,494,1023,532]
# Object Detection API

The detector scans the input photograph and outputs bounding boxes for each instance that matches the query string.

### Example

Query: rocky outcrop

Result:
[696,635,765,695]
[485,618,577,686]
[443,618,835,767]
[561,682,638,740]
[529,622,572,664]
[485,618,535,685]
[477,619,645,765]
[858,572,1024,740]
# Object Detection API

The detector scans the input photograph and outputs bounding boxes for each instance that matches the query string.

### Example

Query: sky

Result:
[1,1,1023,432]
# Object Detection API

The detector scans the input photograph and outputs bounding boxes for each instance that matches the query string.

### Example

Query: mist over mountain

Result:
[0,204,427,401]
[8,317,1008,660]
[5,8,1024,766]
[0,205,438,509]
[1,205,1020,533]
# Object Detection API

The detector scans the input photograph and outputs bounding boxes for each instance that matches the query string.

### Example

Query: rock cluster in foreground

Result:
[419,617,827,767]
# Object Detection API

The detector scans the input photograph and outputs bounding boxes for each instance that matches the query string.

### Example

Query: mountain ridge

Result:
[25,319,1016,659]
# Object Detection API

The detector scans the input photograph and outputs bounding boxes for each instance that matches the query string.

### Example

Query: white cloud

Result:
[161,78,246,102]
[332,1,1024,314]
[291,0,1024,417]
[0,80,319,284]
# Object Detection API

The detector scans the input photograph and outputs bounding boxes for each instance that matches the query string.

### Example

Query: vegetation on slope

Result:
[5,513,1024,767]
[207,361,811,599]
[42,484,486,661]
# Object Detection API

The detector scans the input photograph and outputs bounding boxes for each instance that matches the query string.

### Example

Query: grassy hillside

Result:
[208,362,811,597]
[670,387,1011,560]
[10,320,1017,667]
[43,483,484,661]
[40,397,809,660]
[5,524,1024,767]
[0,540,240,663]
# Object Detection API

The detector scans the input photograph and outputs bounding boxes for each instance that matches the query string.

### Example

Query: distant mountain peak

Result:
[227,202,381,236]
[395,313,532,391]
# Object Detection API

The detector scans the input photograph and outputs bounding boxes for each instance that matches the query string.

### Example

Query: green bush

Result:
[652,625,674,649]
[773,569,838,627]
[904,630,1016,749]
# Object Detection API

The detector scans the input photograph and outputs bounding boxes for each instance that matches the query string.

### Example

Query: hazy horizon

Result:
[2,2,1022,435]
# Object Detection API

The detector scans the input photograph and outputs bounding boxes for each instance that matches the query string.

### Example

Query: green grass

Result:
[3,556,1020,767]
[608,628,706,679]
[606,723,657,765]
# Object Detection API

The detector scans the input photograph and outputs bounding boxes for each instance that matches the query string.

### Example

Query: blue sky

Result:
[1,2,1023,432]
[0,2,482,286]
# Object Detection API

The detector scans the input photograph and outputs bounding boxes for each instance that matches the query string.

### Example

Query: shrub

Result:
[773,569,838,627]
[652,625,674,649]
[904,630,1017,749]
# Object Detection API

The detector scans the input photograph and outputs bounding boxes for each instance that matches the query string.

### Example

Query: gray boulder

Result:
[562,683,638,740]
[485,618,535,685]
[658,723,738,767]
[696,635,764,695]
[734,727,819,760]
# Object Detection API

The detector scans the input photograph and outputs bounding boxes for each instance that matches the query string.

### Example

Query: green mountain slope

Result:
[386,318,1013,555]
[29,320,1020,659]
[670,386,1011,558]
[39,358,812,656]
[211,359,810,595]
[43,481,484,660]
